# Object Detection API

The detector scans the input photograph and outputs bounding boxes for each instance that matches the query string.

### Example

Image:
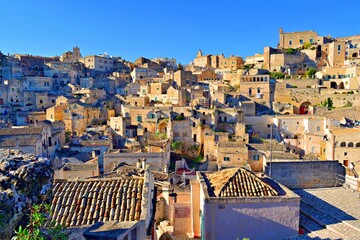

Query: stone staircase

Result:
[295,189,360,240]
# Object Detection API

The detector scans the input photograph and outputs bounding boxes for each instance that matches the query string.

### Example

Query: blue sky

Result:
[1,0,360,64]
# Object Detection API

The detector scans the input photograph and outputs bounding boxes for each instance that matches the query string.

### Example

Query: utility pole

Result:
[269,123,273,178]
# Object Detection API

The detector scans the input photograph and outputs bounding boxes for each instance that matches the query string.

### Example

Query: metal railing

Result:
[334,173,345,187]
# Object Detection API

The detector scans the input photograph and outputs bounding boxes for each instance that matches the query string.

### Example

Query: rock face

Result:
[0,150,53,240]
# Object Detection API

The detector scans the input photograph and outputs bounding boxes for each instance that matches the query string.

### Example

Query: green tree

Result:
[306,68,316,78]
[322,97,333,109]
[12,204,67,240]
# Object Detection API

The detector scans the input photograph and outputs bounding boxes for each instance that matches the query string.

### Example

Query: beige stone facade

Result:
[279,28,319,49]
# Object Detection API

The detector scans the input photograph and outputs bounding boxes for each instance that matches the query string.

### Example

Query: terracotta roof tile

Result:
[203,168,278,197]
[0,127,43,136]
[51,178,144,227]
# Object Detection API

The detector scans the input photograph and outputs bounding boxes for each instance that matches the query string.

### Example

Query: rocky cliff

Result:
[0,150,53,240]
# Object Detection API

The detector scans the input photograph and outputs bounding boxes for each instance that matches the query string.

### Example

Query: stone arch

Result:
[158,122,167,133]
[348,142,354,147]
[340,142,346,147]
[339,82,345,89]
[299,101,312,114]
[330,81,338,89]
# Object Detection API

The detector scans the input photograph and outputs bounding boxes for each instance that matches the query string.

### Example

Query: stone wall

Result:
[104,151,169,173]
[264,160,345,189]
[203,198,300,240]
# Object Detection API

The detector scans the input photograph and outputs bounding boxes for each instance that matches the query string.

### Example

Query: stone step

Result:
[299,196,360,235]
[300,213,343,239]
[300,202,360,238]
[295,189,352,222]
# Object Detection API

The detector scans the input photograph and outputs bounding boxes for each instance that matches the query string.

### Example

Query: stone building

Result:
[279,28,320,49]
[51,168,155,240]
[238,74,271,108]
[82,55,114,72]
[0,124,62,158]
[190,168,300,239]
[326,127,360,169]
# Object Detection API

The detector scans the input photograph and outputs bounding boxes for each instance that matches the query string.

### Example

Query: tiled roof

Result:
[0,127,43,136]
[0,137,39,147]
[98,163,168,182]
[0,139,16,147]
[63,163,98,171]
[51,177,144,227]
[202,168,278,197]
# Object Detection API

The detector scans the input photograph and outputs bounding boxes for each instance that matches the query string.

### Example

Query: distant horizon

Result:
[1,0,360,64]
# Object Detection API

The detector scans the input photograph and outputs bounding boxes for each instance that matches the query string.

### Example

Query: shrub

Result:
[303,42,311,49]
[285,48,296,54]
[12,204,67,240]
[306,68,316,78]
[270,72,285,79]
[171,141,182,151]
[344,101,352,107]
[174,114,185,121]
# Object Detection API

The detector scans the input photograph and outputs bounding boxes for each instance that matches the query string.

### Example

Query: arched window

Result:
[257,87,261,94]
[356,142,360,147]
[348,142,354,147]
[340,142,346,147]
[289,40,293,45]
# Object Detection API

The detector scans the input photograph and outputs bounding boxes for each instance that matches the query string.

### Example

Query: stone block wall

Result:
[264,160,345,189]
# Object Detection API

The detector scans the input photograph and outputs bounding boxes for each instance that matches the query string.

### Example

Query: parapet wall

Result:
[264,160,345,189]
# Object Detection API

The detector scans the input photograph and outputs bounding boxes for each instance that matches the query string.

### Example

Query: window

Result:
[136,116,142,122]
[223,157,230,161]
[300,39,304,44]
[340,142,346,147]
[311,146,315,153]
[316,126,320,131]
[253,155,260,161]
[310,38,314,43]
[344,152,347,156]
[40,100,43,103]
[338,45,341,51]
[289,40,293,45]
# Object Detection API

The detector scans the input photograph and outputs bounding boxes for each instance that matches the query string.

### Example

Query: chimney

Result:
[163,164,168,173]
[169,193,177,225]
[136,159,141,169]
[141,158,147,169]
